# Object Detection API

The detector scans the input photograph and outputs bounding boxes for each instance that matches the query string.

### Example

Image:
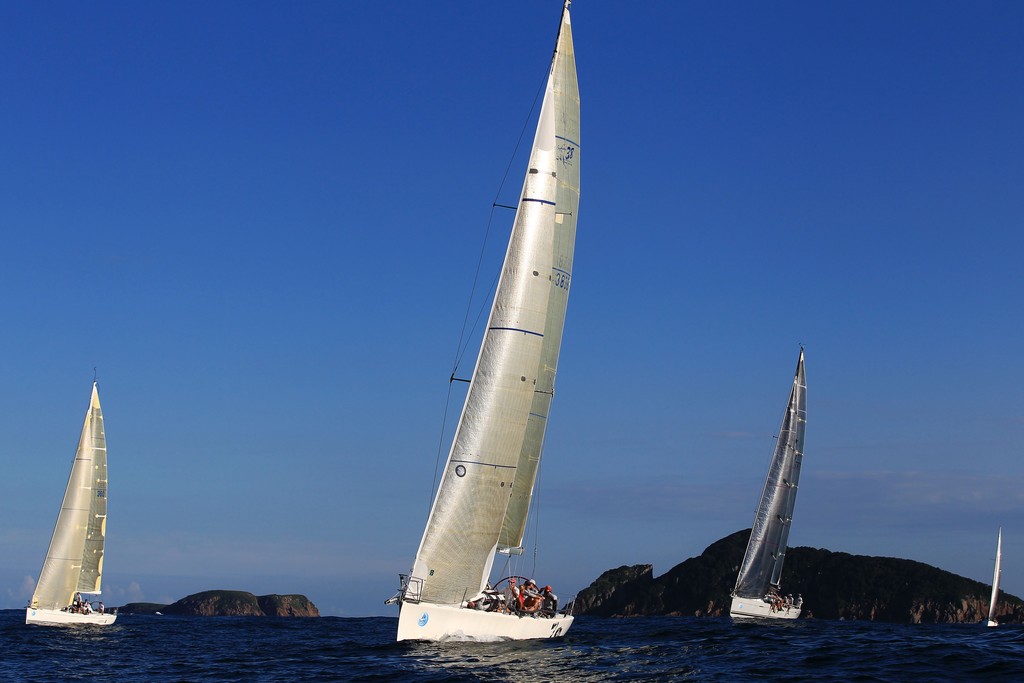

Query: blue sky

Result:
[2,0,1021,617]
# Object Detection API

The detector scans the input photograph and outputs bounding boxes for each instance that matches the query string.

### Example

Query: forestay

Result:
[409,6,580,607]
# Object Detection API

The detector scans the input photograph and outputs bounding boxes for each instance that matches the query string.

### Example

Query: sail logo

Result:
[96,489,106,498]
[552,268,571,291]
[417,612,429,627]
[557,142,576,167]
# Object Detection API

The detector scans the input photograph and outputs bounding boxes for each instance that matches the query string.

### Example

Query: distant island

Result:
[572,529,1023,624]
[115,590,319,617]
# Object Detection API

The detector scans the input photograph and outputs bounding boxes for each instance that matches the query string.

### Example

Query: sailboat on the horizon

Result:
[26,381,117,626]
[986,527,1002,627]
[730,349,807,620]
[389,1,580,642]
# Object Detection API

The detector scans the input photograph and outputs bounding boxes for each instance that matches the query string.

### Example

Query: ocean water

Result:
[2,610,1023,682]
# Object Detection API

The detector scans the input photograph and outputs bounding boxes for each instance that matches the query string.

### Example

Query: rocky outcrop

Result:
[574,530,1023,624]
[256,593,319,617]
[117,590,319,617]
[570,564,654,615]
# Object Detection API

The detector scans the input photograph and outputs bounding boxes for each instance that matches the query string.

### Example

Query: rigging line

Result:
[531,454,544,580]
[450,71,549,374]
[455,270,500,370]
[427,378,458,516]
[490,71,547,215]
[450,207,497,375]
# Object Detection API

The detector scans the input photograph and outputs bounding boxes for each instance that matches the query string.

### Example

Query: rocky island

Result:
[573,529,1022,624]
[116,590,319,617]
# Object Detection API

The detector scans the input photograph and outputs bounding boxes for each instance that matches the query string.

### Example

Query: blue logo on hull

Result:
[417,612,429,627]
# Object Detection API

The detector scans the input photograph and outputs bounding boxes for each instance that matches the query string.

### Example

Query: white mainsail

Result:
[498,5,580,553]
[28,382,114,625]
[397,2,579,641]
[731,349,807,618]
[987,527,1002,627]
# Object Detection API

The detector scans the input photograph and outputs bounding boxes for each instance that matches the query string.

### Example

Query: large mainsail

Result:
[409,4,579,606]
[498,8,580,552]
[733,349,807,599]
[30,382,109,611]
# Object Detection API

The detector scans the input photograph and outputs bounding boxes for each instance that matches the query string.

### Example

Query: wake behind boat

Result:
[26,382,116,626]
[390,1,580,642]
[730,349,807,620]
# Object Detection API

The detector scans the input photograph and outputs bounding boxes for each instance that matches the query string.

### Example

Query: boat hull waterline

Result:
[397,601,572,642]
[729,596,801,620]
[25,608,117,626]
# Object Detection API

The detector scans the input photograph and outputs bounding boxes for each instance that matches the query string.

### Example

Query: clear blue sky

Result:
[2,1,1021,617]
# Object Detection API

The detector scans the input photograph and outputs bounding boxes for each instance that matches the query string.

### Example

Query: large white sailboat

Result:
[391,1,580,642]
[26,382,116,626]
[986,527,1002,627]
[730,349,807,620]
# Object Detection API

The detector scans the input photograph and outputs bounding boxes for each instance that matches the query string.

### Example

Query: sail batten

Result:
[733,350,807,600]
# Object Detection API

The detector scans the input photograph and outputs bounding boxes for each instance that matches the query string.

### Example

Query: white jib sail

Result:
[30,382,109,610]
[734,349,807,599]
[409,5,579,607]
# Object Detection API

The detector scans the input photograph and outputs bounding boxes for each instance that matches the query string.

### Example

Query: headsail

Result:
[30,382,109,610]
[408,3,579,606]
[733,349,807,599]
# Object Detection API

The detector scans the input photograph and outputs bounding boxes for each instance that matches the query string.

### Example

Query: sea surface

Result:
[2,609,1023,682]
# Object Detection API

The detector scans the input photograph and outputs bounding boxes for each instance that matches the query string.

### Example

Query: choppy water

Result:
[2,610,1023,681]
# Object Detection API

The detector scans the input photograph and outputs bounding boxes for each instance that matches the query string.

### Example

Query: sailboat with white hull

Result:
[26,382,116,626]
[392,1,580,642]
[986,527,1002,627]
[730,349,807,620]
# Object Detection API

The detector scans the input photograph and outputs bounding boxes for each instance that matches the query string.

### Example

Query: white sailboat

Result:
[391,1,580,642]
[986,527,1002,627]
[26,382,116,626]
[730,349,807,620]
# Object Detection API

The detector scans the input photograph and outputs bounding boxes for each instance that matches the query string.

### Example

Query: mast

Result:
[406,3,579,607]
[733,349,807,599]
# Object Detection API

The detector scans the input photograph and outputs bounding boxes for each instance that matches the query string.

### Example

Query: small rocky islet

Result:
[116,590,319,617]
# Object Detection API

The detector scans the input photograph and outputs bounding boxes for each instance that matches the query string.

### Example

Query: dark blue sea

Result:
[2,610,1023,681]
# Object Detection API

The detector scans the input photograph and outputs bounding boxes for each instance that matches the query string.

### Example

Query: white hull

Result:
[26,607,117,626]
[730,596,801,620]
[397,601,572,641]
[987,620,999,628]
